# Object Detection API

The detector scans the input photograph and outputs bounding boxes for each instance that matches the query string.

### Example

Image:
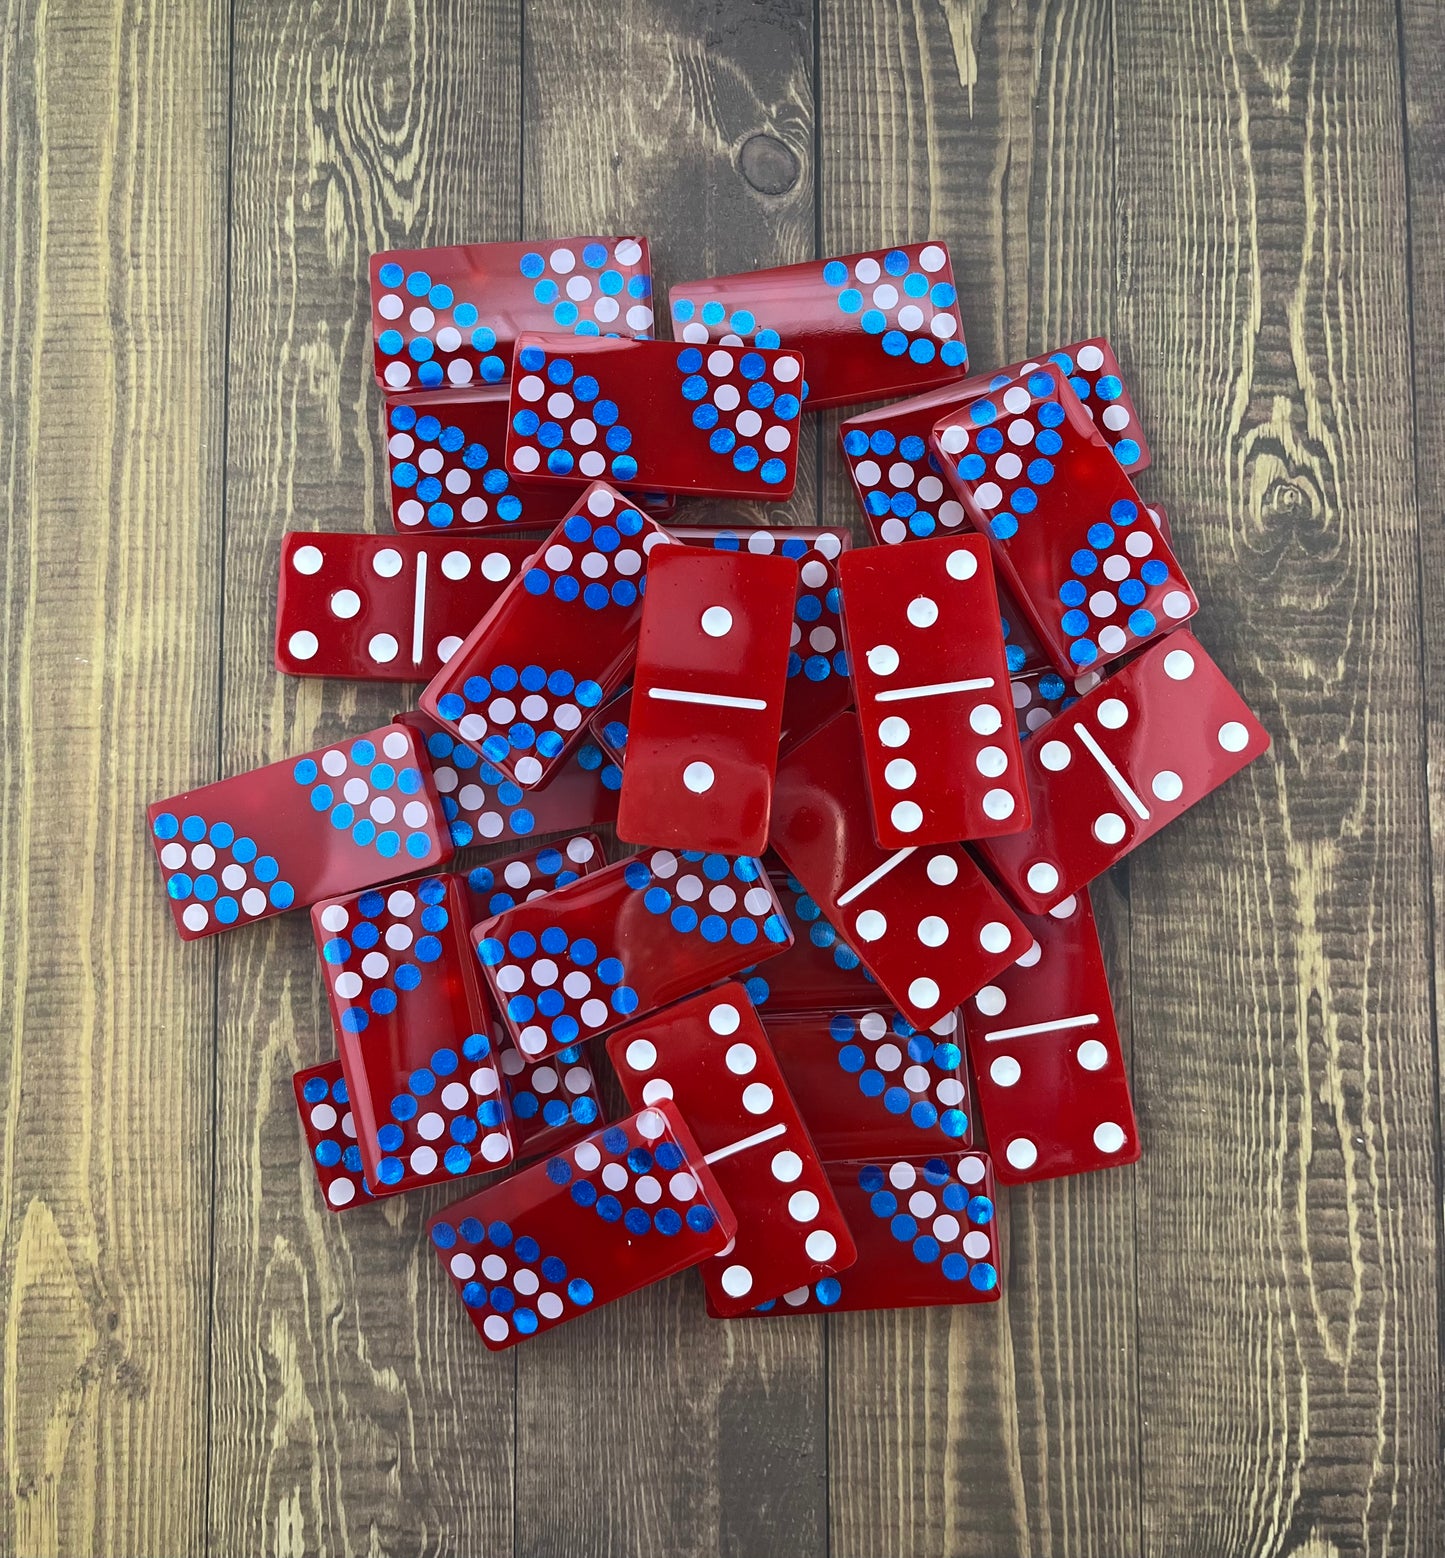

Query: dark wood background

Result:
[2,0,1442,1554]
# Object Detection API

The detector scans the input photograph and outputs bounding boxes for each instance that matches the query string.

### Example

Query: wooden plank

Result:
[1114,1,1443,1552]
[208,5,523,1553]
[514,4,826,1555]
[819,3,1141,1554]
[1400,16,1445,1517]
[0,1,227,1554]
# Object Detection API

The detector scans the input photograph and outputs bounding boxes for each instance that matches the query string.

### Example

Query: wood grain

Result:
[819,3,1141,1553]
[514,4,826,1556]
[1400,18,1445,1538]
[0,0,227,1554]
[4,0,1445,1552]
[1114,0,1443,1552]
[207,5,522,1555]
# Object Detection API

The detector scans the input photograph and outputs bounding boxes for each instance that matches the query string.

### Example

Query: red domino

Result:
[617,545,797,855]
[962,888,1138,1182]
[839,534,1029,847]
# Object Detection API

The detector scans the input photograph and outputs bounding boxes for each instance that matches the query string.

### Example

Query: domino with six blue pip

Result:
[146,722,452,941]
[419,482,673,791]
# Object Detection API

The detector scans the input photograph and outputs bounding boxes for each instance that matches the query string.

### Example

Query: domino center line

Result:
[837,846,917,907]
[875,676,994,704]
[648,687,768,711]
[704,1122,787,1165]
[984,1012,1100,1043]
[1075,726,1150,821]
[411,551,428,666]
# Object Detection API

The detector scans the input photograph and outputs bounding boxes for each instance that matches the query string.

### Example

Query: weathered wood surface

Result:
[1,0,1440,1554]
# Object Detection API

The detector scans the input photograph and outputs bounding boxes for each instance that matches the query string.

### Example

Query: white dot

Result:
[327,1179,356,1207]
[974,481,1003,510]
[286,629,318,666]
[885,758,916,790]
[907,596,938,628]
[996,453,1022,480]
[725,1043,756,1075]
[988,1054,1023,1088]
[855,909,887,941]
[1152,769,1183,802]
[1097,697,1128,729]
[855,458,881,485]
[873,283,899,309]
[1094,812,1126,845]
[320,749,347,776]
[969,704,1002,735]
[975,746,1008,778]
[1007,418,1035,447]
[625,1039,656,1072]
[773,356,801,383]
[879,716,910,747]
[1164,648,1196,681]
[742,1082,773,1114]
[979,921,1012,955]
[764,424,791,452]
[770,1151,802,1184]
[937,426,968,456]
[1003,386,1031,415]
[1076,344,1105,372]
[158,843,186,868]
[683,760,715,793]
[805,1230,837,1262]
[706,348,733,376]
[709,1002,741,1036]
[917,915,949,947]
[1039,739,1071,772]
[1126,529,1155,558]
[891,801,923,832]
[372,548,403,579]
[1006,1137,1038,1170]
[383,362,410,388]
[1077,1040,1109,1071]
[701,605,733,637]
[945,548,977,581]
[377,293,403,320]
[241,889,266,916]
[982,788,1016,820]
[866,643,899,676]
[926,854,958,886]
[889,461,915,489]
[788,1190,820,1223]
[1098,625,1127,655]
[1026,862,1059,895]
[908,977,940,1009]
[919,244,947,272]
[1218,721,1249,752]
[974,985,1006,1016]
[1094,1121,1127,1153]
[1163,590,1193,620]
[722,1265,754,1297]
[1103,555,1130,582]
